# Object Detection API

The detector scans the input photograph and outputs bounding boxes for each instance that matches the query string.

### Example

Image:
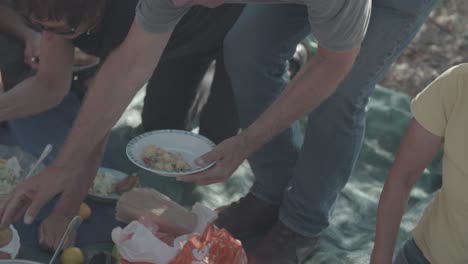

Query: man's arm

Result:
[242,46,359,151]
[0,32,73,120]
[180,46,360,184]
[0,20,172,228]
[56,21,171,166]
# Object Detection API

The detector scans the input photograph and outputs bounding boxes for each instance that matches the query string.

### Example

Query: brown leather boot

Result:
[214,192,280,238]
[249,221,319,264]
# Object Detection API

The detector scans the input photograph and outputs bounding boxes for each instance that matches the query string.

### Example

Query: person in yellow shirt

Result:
[370,63,468,264]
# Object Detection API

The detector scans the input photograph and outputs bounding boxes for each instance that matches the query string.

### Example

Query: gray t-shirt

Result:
[135,0,371,51]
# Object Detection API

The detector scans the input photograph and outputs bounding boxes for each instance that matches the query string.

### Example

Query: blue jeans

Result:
[224,0,437,237]
[393,239,430,264]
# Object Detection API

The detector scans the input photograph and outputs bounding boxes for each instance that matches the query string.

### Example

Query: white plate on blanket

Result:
[126,130,216,177]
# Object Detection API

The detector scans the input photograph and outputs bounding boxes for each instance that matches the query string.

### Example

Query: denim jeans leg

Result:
[280,0,437,237]
[224,4,310,204]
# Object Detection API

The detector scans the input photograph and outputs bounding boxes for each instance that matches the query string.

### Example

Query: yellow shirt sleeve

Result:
[410,64,466,137]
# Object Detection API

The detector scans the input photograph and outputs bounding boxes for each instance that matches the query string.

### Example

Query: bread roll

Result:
[0,228,12,248]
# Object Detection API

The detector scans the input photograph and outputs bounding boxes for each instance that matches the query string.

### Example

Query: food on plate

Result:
[0,157,22,194]
[114,175,140,195]
[0,228,13,259]
[90,171,119,197]
[0,228,12,248]
[141,145,191,172]
[90,171,139,197]
[61,247,85,264]
[0,252,10,259]
[79,203,92,221]
[0,226,19,259]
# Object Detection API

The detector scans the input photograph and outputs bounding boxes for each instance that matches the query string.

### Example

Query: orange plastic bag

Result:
[169,224,247,264]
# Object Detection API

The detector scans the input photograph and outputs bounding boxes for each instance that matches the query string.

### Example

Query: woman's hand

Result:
[22,30,41,69]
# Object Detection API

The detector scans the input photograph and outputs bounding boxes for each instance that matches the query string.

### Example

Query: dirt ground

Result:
[380,1,468,96]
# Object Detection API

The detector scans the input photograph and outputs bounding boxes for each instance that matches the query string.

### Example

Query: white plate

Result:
[88,167,128,203]
[126,130,216,177]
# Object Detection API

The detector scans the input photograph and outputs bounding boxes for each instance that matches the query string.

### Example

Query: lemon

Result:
[78,203,92,221]
[61,247,84,264]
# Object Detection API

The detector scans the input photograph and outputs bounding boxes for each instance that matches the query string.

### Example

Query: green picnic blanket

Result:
[19,85,442,263]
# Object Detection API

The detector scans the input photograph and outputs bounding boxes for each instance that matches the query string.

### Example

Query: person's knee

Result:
[309,91,368,129]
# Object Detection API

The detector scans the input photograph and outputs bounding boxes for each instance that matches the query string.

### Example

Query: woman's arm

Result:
[0,3,32,41]
[0,31,73,121]
[370,119,443,264]
[0,3,41,67]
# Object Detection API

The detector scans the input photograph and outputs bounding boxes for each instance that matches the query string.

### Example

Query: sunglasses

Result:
[21,14,78,36]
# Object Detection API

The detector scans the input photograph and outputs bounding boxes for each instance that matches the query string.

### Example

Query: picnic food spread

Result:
[141,145,191,172]
[113,188,247,264]
[0,131,225,262]
[0,226,20,259]
[0,158,22,194]
[0,236,11,258]
[89,172,140,197]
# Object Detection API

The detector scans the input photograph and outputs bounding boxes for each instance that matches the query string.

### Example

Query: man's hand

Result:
[177,134,252,185]
[178,47,359,186]
[39,212,77,252]
[0,163,67,228]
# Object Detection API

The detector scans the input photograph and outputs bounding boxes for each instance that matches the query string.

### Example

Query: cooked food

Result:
[0,252,10,259]
[0,228,12,248]
[114,175,140,195]
[0,158,22,195]
[90,171,119,197]
[141,145,191,172]
[90,172,139,197]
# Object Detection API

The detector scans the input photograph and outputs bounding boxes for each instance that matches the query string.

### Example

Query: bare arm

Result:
[0,32,73,121]
[370,119,442,264]
[0,3,32,41]
[180,46,362,185]
[241,46,359,152]
[56,21,171,165]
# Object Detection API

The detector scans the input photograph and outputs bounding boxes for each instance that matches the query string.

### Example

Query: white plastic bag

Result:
[112,221,178,264]
[112,202,217,264]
